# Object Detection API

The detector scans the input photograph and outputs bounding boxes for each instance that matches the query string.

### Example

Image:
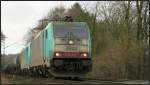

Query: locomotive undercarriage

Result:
[51,58,92,72]
[15,58,92,78]
[15,65,50,78]
[47,58,92,78]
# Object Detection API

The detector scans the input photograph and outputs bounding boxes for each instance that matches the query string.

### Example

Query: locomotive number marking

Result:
[66,46,78,51]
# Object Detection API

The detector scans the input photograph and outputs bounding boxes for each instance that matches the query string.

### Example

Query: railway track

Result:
[1,73,149,84]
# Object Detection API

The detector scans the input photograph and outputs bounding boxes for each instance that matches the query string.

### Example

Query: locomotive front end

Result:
[50,22,92,76]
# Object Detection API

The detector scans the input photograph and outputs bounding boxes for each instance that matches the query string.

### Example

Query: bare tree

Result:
[136,1,144,43]
[1,32,6,42]
[23,28,37,45]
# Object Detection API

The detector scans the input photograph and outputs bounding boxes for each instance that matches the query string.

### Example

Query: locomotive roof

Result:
[52,21,87,27]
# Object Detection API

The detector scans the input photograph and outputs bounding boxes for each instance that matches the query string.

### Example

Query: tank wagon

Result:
[17,19,92,78]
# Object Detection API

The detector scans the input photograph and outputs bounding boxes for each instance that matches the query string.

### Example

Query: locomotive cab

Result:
[50,22,92,75]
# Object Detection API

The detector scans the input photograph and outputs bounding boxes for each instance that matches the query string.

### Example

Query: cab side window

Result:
[46,30,47,39]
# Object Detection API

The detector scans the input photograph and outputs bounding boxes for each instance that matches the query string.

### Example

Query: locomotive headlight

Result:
[81,53,88,58]
[83,53,87,57]
[69,40,74,44]
[55,53,60,56]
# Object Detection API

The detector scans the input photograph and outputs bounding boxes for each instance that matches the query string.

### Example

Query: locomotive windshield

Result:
[54,24,88,39]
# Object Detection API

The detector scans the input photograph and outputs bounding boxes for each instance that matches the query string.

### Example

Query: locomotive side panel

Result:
[20,49,28,69]
[29,23,55,67]
[30,31,44,67]
[16,54,21,69]
[26,43,31,66]
[43,23,55,66]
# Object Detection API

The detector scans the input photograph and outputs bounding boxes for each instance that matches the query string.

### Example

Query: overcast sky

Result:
[1,1,96,54]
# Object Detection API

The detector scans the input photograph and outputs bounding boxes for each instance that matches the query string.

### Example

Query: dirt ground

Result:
[1,74,11,84]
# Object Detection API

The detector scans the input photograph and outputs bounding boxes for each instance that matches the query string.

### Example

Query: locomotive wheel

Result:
[29,70,32,77]
[42,65,47,78]
[38,67,42,78]
[30,68,34,77]
[34,67,38,77]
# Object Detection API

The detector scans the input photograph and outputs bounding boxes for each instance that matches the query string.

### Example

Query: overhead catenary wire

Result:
[3,16,73,51]
[3,40,26,49]
[4,41,20,49]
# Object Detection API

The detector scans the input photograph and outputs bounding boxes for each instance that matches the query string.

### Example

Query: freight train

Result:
[14,18,92,78]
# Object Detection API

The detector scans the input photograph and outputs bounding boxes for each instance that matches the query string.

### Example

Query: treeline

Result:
[1,54,18,74]
[24,1,149,80]
[1,32,5,42]
[1,32,6,55]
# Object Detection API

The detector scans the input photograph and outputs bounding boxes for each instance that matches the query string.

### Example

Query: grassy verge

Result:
[11,75,33,84]
[12,78,33,84]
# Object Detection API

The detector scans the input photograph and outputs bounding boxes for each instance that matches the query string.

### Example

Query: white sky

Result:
[1,1,96,54]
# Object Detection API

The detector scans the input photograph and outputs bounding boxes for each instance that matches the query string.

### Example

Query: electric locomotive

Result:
[18,17,92,78]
